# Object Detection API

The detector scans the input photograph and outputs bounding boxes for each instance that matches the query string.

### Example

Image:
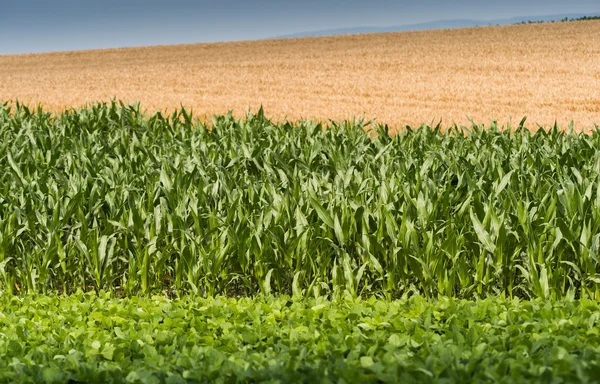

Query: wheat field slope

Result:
[1,20,599,130]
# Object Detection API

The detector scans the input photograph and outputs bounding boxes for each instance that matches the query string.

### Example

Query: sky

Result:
[1,0,599,55]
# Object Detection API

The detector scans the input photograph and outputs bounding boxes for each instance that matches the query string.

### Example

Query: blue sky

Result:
[1,0,599,55]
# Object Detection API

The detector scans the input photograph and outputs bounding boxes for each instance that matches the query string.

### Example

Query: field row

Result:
[1,102,600,298]
[1,293,599,383]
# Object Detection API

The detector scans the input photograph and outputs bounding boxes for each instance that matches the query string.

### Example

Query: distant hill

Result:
[276,13,600,39]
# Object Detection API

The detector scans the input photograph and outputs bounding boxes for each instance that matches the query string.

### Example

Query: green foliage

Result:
[1,102,600,299]
[1,293,600,383]
[518,15,600,24]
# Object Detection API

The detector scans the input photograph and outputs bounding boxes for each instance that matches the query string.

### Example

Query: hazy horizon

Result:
[1,0,599,55]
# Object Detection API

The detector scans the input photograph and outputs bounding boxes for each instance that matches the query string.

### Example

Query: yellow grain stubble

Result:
[1,20,599,131]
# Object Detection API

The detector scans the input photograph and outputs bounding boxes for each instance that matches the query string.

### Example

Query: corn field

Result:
[1,101,600,299]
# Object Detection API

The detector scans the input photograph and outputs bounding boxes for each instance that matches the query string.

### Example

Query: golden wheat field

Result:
[1,20,599,130]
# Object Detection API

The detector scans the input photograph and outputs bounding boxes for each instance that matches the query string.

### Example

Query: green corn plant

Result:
[1,101,600,299]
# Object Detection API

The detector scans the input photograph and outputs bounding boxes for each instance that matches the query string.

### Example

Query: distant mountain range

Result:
[275,13,600,39]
